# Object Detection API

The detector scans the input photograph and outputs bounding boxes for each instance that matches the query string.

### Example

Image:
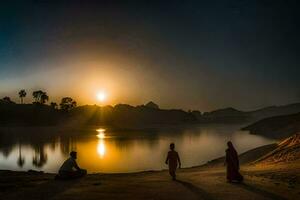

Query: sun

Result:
[96,91,107,102]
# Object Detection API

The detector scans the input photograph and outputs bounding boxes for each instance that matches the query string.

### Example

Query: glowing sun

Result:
[96,91,107,102]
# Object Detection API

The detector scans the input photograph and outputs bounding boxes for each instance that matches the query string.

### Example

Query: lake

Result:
[0,124,275,173]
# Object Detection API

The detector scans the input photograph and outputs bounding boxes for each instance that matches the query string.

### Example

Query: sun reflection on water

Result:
[96,128,106,158]
[96,128,106,139]
[0,126,276,173]
[97,140,106,158]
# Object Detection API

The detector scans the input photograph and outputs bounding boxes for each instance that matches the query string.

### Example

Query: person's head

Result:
[170,143,175,150]
[227,141,234,149]
[70,151,77,159]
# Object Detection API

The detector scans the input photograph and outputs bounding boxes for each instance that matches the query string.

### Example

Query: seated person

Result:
[56,151,87,180]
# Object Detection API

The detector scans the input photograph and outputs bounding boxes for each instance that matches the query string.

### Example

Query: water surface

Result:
[0,125,275,173]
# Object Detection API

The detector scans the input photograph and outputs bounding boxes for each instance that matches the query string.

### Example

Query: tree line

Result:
[0,89,77,112]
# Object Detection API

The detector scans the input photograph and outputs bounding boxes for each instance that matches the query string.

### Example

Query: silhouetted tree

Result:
[18,89,27,104]
[0,96,15,104]
[60,97,77,112]
[50,102,58,109]
[32,90,48,104]
[32,91,41,102]
[41,93,49,104]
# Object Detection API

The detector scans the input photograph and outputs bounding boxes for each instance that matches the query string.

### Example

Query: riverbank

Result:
[1,162,299,200]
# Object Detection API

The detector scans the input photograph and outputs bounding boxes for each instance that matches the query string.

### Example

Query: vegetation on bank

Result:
[1,89,300,127]
[0,90,197,126]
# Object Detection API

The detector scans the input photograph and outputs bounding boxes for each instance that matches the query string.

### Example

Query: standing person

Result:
[56,151,87,180]
[225,141,243,182]
[165,143,181,180]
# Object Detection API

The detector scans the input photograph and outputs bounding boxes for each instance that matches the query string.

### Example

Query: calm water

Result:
[0,125,275,173]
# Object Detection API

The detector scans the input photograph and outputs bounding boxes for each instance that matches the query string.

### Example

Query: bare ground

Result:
[1,163,299,200]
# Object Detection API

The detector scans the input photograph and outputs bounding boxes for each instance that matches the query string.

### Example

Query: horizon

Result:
[2,89,300,113]
[1,1,300,111]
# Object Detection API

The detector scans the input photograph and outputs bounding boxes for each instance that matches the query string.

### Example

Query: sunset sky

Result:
[0,0,299,111]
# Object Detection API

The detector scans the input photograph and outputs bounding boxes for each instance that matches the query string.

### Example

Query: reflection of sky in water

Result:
[0,125,276,173]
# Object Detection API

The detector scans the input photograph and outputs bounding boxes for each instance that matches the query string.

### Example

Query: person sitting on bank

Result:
[56,151,87,180]
[165,143,181,180]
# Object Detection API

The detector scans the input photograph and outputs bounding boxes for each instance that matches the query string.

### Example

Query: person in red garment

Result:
[225,141,243,183]
[165,143,181,180]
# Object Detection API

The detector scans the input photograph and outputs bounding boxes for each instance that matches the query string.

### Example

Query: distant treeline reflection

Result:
[0,130,77,168]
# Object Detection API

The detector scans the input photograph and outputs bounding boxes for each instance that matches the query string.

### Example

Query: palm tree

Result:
[18,89,27,104]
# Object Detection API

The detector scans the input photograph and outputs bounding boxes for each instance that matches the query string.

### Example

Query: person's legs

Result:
[58,170,86,180]
[169,168,176,180]
[169,163,177,180]
[58,171,72,180]
[226,166,233,183]
[78,169,87,177]
[172,172,176,180]
[71,169,87,178]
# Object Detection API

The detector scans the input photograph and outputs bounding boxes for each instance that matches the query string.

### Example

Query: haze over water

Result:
[0,125,275,173]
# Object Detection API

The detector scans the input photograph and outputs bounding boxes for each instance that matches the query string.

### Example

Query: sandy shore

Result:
[1,163,299,200]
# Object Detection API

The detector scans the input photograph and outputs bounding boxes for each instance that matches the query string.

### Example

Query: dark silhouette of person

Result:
[165,143,181,180]
[56,151,87,180]
[225,141,243,183]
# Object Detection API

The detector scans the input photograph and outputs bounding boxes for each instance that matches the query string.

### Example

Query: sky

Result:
[0,0,299,111]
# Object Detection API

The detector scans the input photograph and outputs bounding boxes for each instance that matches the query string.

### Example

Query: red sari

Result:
[225,145,243,182]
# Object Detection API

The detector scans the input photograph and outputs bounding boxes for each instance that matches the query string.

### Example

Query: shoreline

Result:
[1,162,299,200]
[0,142,279,175]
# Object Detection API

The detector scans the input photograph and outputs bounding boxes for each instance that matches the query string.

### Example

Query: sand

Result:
[1,162,299,200]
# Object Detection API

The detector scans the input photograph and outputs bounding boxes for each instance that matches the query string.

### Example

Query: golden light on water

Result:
[97,140,106,158]
[96,128,106,158]
[96,128,106,139]
[97,133,105,139]
[96,128,106,132]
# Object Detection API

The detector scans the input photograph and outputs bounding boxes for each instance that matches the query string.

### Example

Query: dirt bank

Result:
[1,162,299,200]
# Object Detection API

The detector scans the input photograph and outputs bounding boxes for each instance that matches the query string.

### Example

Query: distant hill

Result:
[200,103,300,124]
[201,107,249,123]
[242,112,300,139]
[144,101,159,109]
[68,104,196,128]
[1,102,300,127]
[248,103,300,120]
